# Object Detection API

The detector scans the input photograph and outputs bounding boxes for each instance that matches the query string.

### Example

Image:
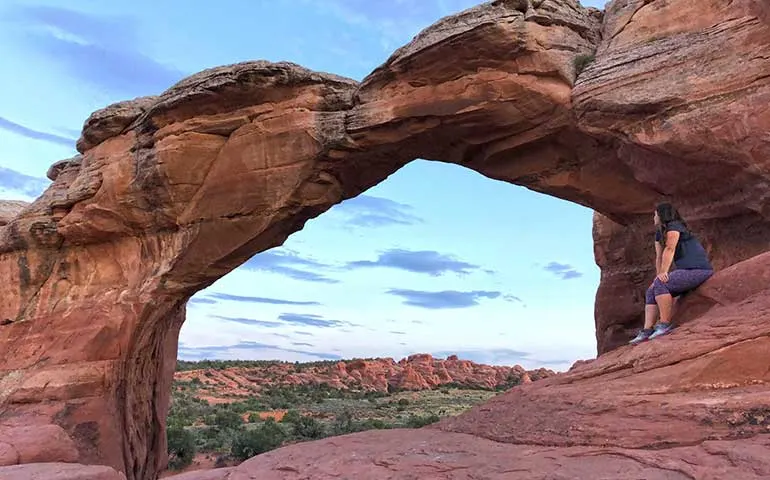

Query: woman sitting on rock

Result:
[630,203,714,344]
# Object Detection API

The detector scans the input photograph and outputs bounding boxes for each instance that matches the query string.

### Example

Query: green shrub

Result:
[574,53,595,76]
[167,426,196,470]
[291,416,326,440]
[281,409,302,425]
[213,409,243,430]
[230,421,286,461]
[405,413,440,428]
[397,398,410,406]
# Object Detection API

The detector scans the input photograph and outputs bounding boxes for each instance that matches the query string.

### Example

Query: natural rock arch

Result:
[1,0,769,479]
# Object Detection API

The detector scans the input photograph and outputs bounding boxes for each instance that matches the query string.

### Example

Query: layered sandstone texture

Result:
[1,0,769,479]
[175,354,554,399]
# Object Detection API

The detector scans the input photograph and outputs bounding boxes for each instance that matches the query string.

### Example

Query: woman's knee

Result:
[652,278,670,297]
[645,286,656,304]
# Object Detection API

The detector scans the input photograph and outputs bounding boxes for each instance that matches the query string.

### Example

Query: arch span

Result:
[1,0,769,478]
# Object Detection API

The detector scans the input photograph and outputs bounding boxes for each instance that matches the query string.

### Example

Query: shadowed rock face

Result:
[0,0,769,478]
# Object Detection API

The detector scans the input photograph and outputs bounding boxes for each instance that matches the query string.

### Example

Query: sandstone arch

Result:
[1,0,769,478]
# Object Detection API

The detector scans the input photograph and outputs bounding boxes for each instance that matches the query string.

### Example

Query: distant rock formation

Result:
[175,354,554,397]
[1,0,769,478]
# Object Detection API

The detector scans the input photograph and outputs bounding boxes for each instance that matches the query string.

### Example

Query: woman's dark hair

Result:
[656,202,688,245]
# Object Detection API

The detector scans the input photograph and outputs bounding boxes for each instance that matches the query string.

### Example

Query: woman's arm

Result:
[655,241,663,274]
[659,230,680,277]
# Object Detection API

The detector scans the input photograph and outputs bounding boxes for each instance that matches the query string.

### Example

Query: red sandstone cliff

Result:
[1,0,769,478]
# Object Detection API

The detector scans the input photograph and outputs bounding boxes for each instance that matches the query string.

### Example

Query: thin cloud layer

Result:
[278,313,351,328]
[213,316,283,328]
[543,262,583,280]
[332,195,423,227]
[188,297,217,306]
[347,248,481,276]
[243,249,338,283]
[0,167,49,199]
[0,116,76,148]
[386,288,502,309]
[10,5,185,97]
[207,293,320,306]
[178,341,341,361]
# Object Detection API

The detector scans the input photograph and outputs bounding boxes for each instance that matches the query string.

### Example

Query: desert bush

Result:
[291,415,326,440]
[573,53,595,76]
[213,409,243,430]
[405,413,440,428]
[230,420,286,461]
[167,426,196,470]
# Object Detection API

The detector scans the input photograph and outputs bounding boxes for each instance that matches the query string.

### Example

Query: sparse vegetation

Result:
[574,53,596,76]
[166,371,497,469]
[166,426,196,470]
[165,359,549,471]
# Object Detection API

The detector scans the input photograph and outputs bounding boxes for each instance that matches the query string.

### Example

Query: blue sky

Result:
[0,0,607,371]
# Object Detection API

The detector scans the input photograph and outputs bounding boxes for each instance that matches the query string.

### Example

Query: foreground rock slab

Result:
[166,429,770,480]
[0,463,126,480]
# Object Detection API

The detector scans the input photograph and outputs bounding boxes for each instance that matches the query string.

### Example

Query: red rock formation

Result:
[174,355,544,401]
[1,0,769,478]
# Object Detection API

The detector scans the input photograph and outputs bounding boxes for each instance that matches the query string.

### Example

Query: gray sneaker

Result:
[649,322,674,340]
[629,328,654,345]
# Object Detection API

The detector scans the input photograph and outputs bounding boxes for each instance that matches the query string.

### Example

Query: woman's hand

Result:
[656,272,669,283]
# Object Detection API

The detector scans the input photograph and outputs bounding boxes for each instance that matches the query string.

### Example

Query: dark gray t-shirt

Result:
[655,221,712,270]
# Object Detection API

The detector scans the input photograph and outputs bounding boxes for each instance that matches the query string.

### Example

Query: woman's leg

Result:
[630,286,659,344]
[649,269,714,338]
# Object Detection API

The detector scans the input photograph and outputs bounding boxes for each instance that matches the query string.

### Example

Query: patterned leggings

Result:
[645,269,714,305]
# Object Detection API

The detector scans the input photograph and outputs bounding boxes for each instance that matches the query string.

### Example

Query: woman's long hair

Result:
[656,203,688,246]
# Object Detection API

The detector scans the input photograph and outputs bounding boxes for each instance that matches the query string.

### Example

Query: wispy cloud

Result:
[294,331,314,336]
[188,297,217,306]
[213,316,283,328]
[0,167,49,199]
[543,262,583,280]
[277,313,352,328]
[243,249,339,284]
[386,289,502,309]
[207,293,320,306]
[346,249,482,276]
[389,331,407,335]
[434,348,574,369]
[8,5,185,97]
[0,116,76,148]
[433,349,533,365]
[332,195,423,228]
[178,341,341,361]
[292,342,314,347]
[298,0,479,52]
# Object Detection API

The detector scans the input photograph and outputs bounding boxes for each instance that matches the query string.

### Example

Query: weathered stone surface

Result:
[0,201,27,227]
[76,96,157,153]
[1,0,769,479]
[47,155,84,182]
[164,469,233,480]
[0,425,78,466]
[579,0,770,351]
[0,463,126,480]
[168,429,770,480]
